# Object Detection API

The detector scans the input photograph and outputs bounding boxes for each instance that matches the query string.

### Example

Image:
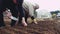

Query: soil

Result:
[0,17,60,34]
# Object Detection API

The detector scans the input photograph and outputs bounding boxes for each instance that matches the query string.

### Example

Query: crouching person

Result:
[23,1,39,24]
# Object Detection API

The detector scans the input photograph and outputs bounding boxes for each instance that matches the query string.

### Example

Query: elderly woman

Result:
[23,1,39,24]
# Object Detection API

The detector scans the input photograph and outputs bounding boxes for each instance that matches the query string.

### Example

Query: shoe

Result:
[33,19,38,24]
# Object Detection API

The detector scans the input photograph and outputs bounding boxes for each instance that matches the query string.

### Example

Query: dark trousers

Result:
[0,11,5,27]
[10,0,25,26]
[0,0,6,27]
[17,0,25,20]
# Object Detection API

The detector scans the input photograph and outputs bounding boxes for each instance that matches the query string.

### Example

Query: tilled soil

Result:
[0,17,60,34]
